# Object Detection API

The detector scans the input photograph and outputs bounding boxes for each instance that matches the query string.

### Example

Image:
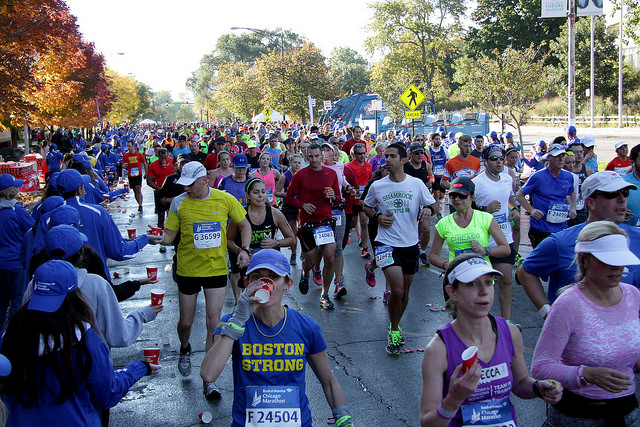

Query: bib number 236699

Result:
[193,221,221,249]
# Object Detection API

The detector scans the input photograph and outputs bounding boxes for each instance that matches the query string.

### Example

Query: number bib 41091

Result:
[192,221,222,249]
[313,225,334,245]
[245,385,301,427]
[546,202,569,224]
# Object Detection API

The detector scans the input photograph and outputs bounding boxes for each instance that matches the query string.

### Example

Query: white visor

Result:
[575,234,640,266]
[448,258,502,284]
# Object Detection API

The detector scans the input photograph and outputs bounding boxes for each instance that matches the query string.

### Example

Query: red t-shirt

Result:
[342,138,361,158]
[122,152,146,178]
[346,160,373,205]
[147,158,174,188]
[605,157,631,174]
[285,166,341,223]
[203,153,218,170]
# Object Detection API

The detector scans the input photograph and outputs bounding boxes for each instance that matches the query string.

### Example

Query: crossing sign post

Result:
[262,107,273,119]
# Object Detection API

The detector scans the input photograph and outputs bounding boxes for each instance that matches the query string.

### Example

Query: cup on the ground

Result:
[199,411,213,424]
[462,345,478,374]
[127,228,136,239]
[150,288,165,306]
[254,278,276,304]
[146,266,158,282]
[143,348,160,364]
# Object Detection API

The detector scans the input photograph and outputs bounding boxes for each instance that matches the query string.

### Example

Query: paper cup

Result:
[324,186,332,197]
[199,411,213,424]
[150,227,162,236]
[103,194,109,203]
[462,345,478,374]
[254,278,276,304]
[143,348,160,364]
[124,183,129,189]
[146,266,158,282]
[127,228,136,239]
[150,288,165,306]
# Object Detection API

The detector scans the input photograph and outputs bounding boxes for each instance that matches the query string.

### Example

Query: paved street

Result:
[105,184,551,427]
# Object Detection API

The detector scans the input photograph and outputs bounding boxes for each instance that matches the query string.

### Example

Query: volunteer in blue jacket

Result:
[1,260,160,426]
[202,249,355,427]
[57,169,161,277]
[45,143,64,181]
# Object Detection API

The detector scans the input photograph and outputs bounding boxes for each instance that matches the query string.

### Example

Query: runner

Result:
[363,143,436,354]
[201,249,355,427]
[419,254,562,426]
[146,148,175,230]
[404,142,434,267]
[428,131,449,218]
[208,151,233,189]
[159,161,252,399]
[121,141,147,212]
[346,143,373,259]
[605,141,631,175]
[250,152,285,207]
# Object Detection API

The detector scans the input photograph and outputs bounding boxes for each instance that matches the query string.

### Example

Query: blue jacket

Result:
[5,327,148,426]
[0,199,35,269]
[46,150,64,172]
[63,197,148,276]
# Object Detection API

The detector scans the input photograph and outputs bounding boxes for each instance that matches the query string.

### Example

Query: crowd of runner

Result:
[0,120,640,426]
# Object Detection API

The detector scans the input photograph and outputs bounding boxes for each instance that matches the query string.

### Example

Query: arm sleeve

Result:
[531,297,581,389]
[85,329,148,409]
[100,209,149,261]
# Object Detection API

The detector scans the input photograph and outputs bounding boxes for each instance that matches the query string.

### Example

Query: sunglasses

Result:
[488,155,504,161]
[354,151,366,155]
[591,189,630,199]
[415,138,425,141]
[450,193,469,200]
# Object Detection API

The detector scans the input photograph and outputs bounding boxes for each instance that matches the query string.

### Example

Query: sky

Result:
[65,0,378,100]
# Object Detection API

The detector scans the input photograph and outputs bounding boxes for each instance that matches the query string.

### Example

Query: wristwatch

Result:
[484,246,492,256]
[276,240,281,249]
[240,246,250,255]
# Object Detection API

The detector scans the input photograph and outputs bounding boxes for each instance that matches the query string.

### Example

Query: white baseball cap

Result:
[615,141,628,150]
[581,135,595,147]
[581,171,637,198]
[176,162,207,186]
[448,258,502,284]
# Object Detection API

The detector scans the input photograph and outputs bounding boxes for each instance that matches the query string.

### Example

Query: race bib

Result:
[433,165,445,176]
[266,188,273,202]
[129,166,140,177]
[494,213,509,233]
[461,397,515,427]
[355,185,365,200]
[455,248,477,257]
[546,202,569,224]
[374,245,394,267]
[313,225,334,245]
[331,209,342,226]
[245,385,301,427]
[192,221,221,249]
[576,199,585,210]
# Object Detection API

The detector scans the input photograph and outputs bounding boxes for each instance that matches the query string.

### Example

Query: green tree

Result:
[455,45,554,152]
[105,70,139,123]
[365,0,466,113]
[549,16,619,103]
[612,0,640,46]
[214,62,263,121]
[135,83,154,119]
[466,0,564,61]
[327,47,370,94]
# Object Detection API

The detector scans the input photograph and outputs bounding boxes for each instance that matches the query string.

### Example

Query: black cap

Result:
[450,177,475,195]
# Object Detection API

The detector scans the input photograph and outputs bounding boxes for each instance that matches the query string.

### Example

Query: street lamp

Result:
[231,26,286,122]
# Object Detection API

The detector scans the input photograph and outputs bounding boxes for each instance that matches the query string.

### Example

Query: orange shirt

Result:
[443,155,481,181]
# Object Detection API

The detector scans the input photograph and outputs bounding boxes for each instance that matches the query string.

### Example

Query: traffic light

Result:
[166,103,169,108]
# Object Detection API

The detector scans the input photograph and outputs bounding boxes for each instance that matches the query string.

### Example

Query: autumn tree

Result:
[214,63,263,121]
[105,70,140,124]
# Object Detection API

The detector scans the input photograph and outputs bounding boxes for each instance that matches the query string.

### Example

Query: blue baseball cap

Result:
[440,131,447,138]
[0,174,24,191]
[504,132,513,139]
[50,143,57,149]
[538,140,547,147]
[448,131,455,138]
[232,153,248,168]
[0,354,11,376]
[489,131,498,138]
[48,172,60,191]
[101,144,109,150]
[28,260,78,313]
[49,205,81,229]
[56,169,84,193]
[568,125,576,134]
[45,224,87,260]
[247,249,290,277]
[39,195,64,215]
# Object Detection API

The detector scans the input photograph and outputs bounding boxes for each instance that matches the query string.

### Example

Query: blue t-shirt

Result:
[172,146,190,158]
[216,307,327,427]
[522,222,640,302]
[623,172,640,227]
[264,148,282,169]
[219,175,249,207]
[521,168,574,233]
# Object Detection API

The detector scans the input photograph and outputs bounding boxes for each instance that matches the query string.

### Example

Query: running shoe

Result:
[312,269,322,286]
[419,252,430,268]
[298,276,309,295]
[364,262,376,287]
[396,324,405,345]
[361,247,372,259]
[203,381,221,400]
[159,245,167,253]
[289,252,297,266]
[334,282,347,299]
[178,345,191,377]
[386,330,402,355]
[138,206,143,212]
[320,294,335,310]
[515,256,525,286]
[300,253,305,262]
[507,320,522,331]
[383,290,391,304]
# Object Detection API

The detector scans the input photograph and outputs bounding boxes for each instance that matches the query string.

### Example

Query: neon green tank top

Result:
[435,210,493,261]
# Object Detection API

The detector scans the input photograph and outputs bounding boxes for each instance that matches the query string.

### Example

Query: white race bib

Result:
[313,225,334,246]
[374,245,394,267]
[245,386,301,427]
[331,209,342,226]
[494,213,509,233]
[461,397,515,427]
[546,202,569,224]
[433,165,445,176]
[129,166,140,177]
[355,185,365,200]
[192,221,221,249]
[266,188,273,202]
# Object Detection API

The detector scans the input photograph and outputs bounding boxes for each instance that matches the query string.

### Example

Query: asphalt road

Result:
[105,184,552,427]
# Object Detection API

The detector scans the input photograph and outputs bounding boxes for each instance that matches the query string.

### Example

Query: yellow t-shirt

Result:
[166,189,246,276]
[434,210,493,262]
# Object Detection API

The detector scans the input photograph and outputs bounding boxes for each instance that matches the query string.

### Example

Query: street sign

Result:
[262,107,273,117]
[405,110,421,120]
[311,98,316,107]
[400,85,425,111]
[264,117,272,122]
[323,100,332,110]
[371,99,383,111]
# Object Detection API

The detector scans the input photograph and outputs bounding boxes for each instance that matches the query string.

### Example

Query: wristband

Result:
[437,403,457,419]
[538,303,551,319]
[240,246,250,255]
[533,380,543,398]
[221,322,245,340]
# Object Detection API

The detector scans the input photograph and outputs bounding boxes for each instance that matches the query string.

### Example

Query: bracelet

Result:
[579,365,590,386]
[533,380,543,398]
[437,403,457,419]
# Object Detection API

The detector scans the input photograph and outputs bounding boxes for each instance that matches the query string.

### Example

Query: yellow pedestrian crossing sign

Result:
[405,110,421,120]
[262,107,273,117]
[400,85,425,110]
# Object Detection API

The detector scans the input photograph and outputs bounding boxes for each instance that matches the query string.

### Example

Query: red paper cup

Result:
[254,278,276,304]
[143,348,160,364]
[199,411,213,424]
[124,183,129,189]
[103,194,109,203]
[127,228,136,239]
[150,227,162,236]
[146,266,158,282]
[462,345,478,374]
[150,288,165,306]
[324,186,332,197]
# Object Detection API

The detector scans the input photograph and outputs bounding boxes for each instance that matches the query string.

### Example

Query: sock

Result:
[180,343,191,355]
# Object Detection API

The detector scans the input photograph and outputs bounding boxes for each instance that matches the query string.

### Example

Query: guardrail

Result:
[527,115,640,126]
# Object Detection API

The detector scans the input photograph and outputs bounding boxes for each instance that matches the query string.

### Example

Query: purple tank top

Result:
[439,316,517,427]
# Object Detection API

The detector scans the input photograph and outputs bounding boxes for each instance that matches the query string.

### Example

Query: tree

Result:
[327,47,370,94]
[135,83,154,120]
[612,0,640,46]
[105,70,140,124]
[549,16,619,103]
[466,0,564,62]
[454,45,554,153]
[214,62,263,121]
